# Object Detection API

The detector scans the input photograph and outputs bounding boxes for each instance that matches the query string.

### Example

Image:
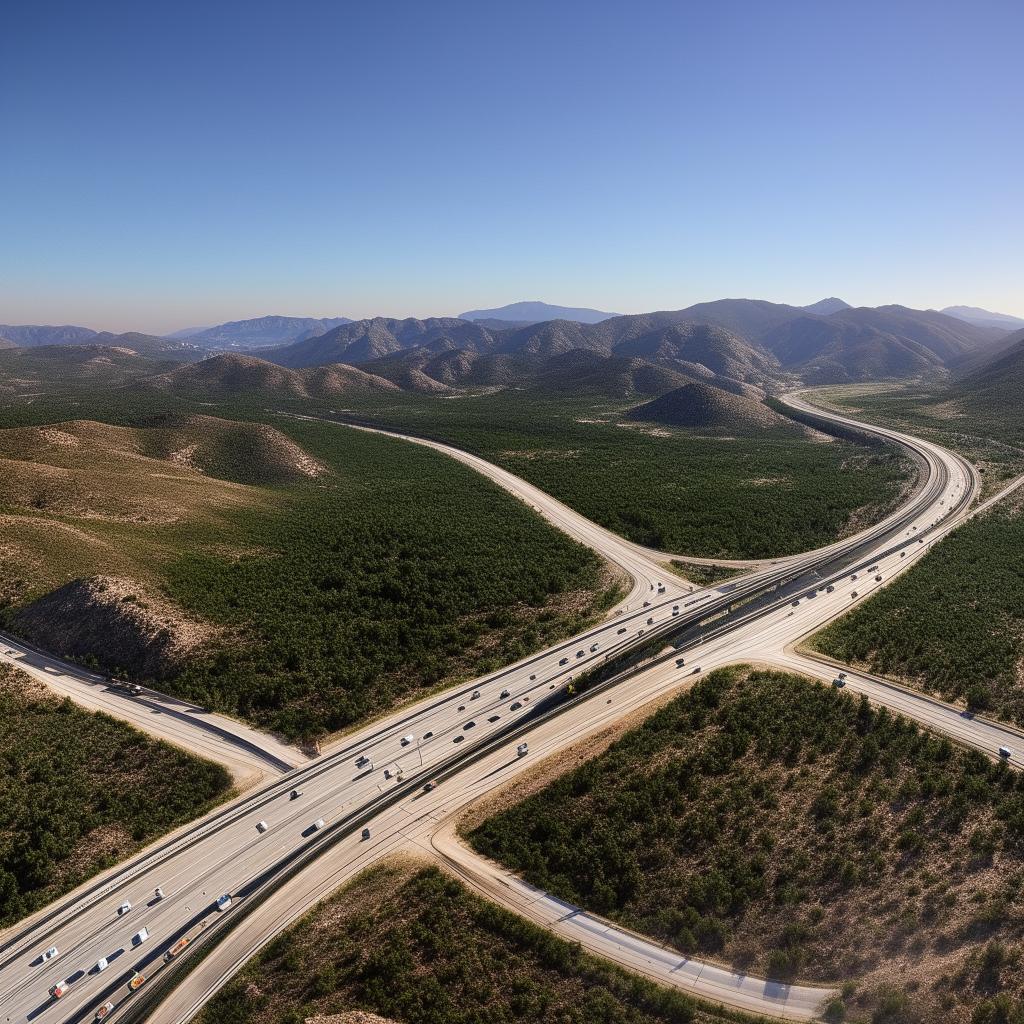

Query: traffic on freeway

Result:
[0,393,994,1024]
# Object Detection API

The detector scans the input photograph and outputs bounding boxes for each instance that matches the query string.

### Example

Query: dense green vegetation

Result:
[326,390,914,559]
[810,495,1024,724]
[671,561,746,587]
[0,664,230,927]
[470,667,1024,1022]
[161,418,620,739]
[0,391,621,741]
[198,861,764,1024]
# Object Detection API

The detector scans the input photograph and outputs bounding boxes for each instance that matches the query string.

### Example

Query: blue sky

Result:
[2,0,1021,333]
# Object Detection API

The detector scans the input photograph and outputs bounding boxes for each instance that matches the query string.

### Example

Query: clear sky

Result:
[2,0,1021,333]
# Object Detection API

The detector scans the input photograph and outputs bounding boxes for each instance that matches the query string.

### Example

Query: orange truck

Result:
[127,971,146,992]
[163,936,191,962]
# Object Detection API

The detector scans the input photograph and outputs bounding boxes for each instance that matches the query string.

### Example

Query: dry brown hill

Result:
[149,353,399,399]
[625,380,798,433]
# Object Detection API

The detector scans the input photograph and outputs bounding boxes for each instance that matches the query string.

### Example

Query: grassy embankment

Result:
[197,860,770,1024]
[0,663,231,928]
[470,667,1024,1023]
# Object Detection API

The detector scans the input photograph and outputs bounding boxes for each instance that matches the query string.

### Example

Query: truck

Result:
[127,971,146,992]
[94,1003,115,1021]
[49,981,70,1000]
[163,936,191,962]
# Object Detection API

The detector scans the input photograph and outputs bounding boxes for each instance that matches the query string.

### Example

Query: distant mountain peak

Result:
[941,305,1024,331]
[802,297,851,315]
[458,301,620,325]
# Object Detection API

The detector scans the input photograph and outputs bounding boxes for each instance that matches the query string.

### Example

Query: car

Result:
[576,650,584,658]
[42,946,59,961]
[94,957,108,973]
[361,827,371,840]
[216,894,233,912]
[643,600,650,607]
[510,701,522,710]
[132,927,149,945]
[851,573,859,580]
[154,886,165,900]
[453,735,464,743]
[458,704,466,712]
[528,675,536,682]
[617,627,627,634]
[791,600,800,607]
[94,1002,115,1021]
[833,676,846,688]
[464,720,475,729]
[647,617,654,625]
[49,981,70,1000]
[118,900,132,915]
[256,820,269,833]
[901,551,906,557]
[423,731,433,739]
[590,643,599,652]
[851,590,859,598]
[355,755,371,768]
[488,715,500,723]
[672,609,679,616]
[471,690,481,700]
[312,818,325,831]
[401,734,415,746]
[637,629,644,636]
[999,746,1012,759]
[692,666,701,674]
[128,684,143,697]
[384,767,393,779]
[500,688,511,698]
[874,574,883,582]
[290,789,303,799]
[423,781,437,792]
[517,743,529,757]
[826,585,835,593]
[675,657,686,667]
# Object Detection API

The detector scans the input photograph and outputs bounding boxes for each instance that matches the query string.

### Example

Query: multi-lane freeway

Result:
[0,391,1015,1024]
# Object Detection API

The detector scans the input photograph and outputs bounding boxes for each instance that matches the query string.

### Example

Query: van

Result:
[132,927,149,945]
[401,734,414,746]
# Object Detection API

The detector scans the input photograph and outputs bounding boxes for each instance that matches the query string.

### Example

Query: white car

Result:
[256,820,269,833]
[118,900,132,916]
[401,734,414,746]
[154,886,165,900]
[132,927,149,945]
[216,893,233,912]
[312,818,325,831]
[94,957,109,973]
[42,945,59,962]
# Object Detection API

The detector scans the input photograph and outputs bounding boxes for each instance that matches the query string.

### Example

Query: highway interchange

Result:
[1,391,1020,1024]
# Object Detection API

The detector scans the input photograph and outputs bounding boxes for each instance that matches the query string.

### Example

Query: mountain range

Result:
[2,298,1020,399]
